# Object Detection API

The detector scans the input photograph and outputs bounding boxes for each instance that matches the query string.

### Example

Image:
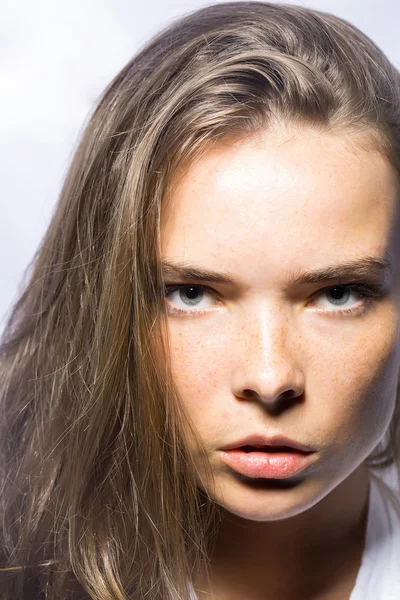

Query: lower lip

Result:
[219,449,315,479]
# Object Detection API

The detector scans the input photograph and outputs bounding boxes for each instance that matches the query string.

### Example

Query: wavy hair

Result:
[1,2,400,598]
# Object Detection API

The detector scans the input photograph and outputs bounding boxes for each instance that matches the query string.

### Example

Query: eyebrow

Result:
[160,256,392,286]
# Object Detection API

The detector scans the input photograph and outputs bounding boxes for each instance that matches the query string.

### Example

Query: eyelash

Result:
[164,283,385,317]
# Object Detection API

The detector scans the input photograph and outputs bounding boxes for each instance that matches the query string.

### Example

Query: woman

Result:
[1,2,400,599]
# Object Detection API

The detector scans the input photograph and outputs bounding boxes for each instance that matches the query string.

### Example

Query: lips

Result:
[220,434,315,453]
[240,445,296,453]
[220,447,315,479]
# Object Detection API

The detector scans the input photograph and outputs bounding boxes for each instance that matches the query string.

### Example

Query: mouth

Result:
[240,445,300,453]
[220,434,316,454]
[219,446,316,479]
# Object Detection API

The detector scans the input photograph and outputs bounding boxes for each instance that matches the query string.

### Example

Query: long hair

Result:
[1,2,400,598]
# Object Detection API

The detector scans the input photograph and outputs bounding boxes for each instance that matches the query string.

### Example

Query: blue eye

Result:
[164,285,218,314]
[164,282,385,317]
[311,283,384,316]
[316,286,355,308]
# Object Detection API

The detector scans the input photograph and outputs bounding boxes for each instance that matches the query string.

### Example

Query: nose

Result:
[231,303,305,413]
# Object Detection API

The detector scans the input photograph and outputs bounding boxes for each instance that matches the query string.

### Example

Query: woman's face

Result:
[160,123,400,522]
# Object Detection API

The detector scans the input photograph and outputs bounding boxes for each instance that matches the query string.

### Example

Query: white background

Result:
[1,0,399,333]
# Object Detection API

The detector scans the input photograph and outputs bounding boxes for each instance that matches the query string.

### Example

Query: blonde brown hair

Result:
[1,2,400,598]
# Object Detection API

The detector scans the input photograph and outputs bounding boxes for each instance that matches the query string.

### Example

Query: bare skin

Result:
[195,465,369,599]
[160,123,400,599]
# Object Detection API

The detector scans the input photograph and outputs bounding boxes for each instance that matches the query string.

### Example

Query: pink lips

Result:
[219,434,316,479]
[220,434,315,453]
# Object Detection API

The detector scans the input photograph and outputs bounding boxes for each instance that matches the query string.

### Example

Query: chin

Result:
[218,499,312,523]
[211,476,319,522]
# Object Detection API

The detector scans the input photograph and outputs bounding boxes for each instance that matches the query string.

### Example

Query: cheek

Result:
[167,306,400,448]
[168,323,230,412]
[310,315,400,450]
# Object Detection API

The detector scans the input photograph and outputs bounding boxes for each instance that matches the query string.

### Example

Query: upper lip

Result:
[220,434,316,453]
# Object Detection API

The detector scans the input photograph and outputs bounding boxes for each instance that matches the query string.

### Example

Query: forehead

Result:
[161,126,400,286]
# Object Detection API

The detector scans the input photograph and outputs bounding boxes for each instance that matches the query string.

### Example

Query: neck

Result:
[195,465,370,600]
